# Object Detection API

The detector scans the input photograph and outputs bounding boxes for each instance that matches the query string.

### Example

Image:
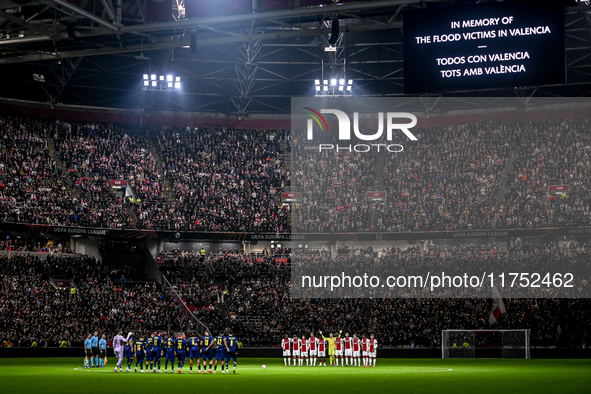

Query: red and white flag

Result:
[488,287,506,324]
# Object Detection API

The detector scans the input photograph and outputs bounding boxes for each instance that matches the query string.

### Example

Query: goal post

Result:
[442,329,530,359]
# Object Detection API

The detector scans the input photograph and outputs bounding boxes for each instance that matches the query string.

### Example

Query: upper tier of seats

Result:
[0,115,589,231]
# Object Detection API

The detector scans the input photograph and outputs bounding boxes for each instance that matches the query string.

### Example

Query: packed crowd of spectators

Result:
[149,241,590,347]
[1,240,591,348]
[2,111,591,350]
[292,117,591,232]
[367,241,591,346]
[157,249,209,285]
[293,130,378,232]
[0,117,74,225]
[1,113,591,233]
[377,121,516,231]
[214,241,590,347]
[379,118,591,231]
[0,253,190,347]
[149,126,290,232]
[54,122,166,228]
[0,238,72,253]
[507,117,591,228]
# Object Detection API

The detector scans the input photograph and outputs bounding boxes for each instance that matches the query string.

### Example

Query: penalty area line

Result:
[255,368,453,374]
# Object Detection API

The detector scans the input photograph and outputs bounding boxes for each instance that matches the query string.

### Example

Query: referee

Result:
[91,332,99,367]
[84,334,92,368]
[99,334,107,367]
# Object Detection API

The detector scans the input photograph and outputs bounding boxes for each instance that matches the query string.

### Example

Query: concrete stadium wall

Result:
[70,237,101,261]
[162,241,242,254]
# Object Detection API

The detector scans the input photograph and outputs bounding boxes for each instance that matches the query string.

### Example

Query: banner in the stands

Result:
[0,222,587,242]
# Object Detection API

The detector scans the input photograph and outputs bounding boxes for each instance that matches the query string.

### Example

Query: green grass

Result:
[1,357,590,394]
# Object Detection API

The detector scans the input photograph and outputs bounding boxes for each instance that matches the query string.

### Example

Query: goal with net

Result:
[442,329,530,359]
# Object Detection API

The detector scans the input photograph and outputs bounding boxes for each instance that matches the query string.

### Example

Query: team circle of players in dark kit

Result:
[84,330,239,374]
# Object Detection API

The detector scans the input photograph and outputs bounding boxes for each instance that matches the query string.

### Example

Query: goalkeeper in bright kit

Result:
[320,330,341,367]
[368,334,378,367]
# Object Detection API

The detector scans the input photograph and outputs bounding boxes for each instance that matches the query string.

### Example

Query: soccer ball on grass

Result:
[261,365,267,370]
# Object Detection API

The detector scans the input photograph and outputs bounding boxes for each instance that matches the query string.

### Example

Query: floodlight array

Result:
[142,74,181,91]
[314,78,353,97]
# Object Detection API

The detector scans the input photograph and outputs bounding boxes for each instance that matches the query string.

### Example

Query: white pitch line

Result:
[214,368,454,375]
[74,367,455,374]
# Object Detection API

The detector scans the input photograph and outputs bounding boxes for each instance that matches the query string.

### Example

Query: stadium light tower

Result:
[142,73,182,92]
[314,31,352,97]
[314,60,353,97]
[314,78,353,97]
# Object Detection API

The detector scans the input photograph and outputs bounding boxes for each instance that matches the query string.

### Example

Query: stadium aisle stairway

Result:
[148,140,177,204]
[44,135,79,199]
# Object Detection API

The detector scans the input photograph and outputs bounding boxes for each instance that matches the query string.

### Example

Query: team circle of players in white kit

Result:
[282,331,378,367]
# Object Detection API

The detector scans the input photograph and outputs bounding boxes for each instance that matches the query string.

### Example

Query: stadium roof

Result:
[0,0,590,117]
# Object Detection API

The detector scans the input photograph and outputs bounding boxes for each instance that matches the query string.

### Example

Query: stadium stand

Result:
[1,114,589,232]
[3,238,590,348]
[154,126,290,232]
[380,121,517,231]
[507,117,591,228]
[0,253,201,347]
[54,121,166,228]
[0,117,76,226]
[1,113,591,351]
[293,131,378,232]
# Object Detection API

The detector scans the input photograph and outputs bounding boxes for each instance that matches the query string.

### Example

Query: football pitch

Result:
[1,357,590,394]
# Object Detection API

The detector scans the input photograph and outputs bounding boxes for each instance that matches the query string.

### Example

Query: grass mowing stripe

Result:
[0,358,590,394]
